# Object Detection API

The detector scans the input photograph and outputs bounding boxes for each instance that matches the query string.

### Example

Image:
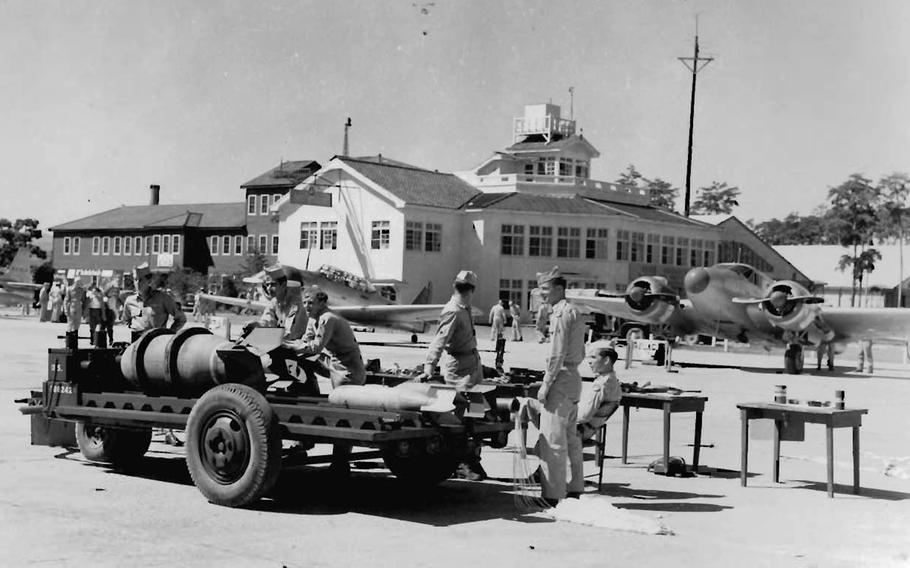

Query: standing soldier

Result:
[534,266,586,507]
[122,263,186,342]
[49,280,64,323]
[509,300,523,341]
[535,301,551,343]
[37,282,51,322]
[64,277,87,348]
[489,299,507,342]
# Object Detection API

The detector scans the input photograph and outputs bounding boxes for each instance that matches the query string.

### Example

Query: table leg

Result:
[773,419,781,483]
[853,426,860,495]
[826,425,835,498]
[622,404,630,465]
[693,410,703,473]
[662,403,671,476]
[740,408,748,487]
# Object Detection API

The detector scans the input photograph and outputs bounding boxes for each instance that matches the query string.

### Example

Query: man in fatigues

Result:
[535,266,586,507]
[123,263,186,342]
[64,277,87,348]
[415,270,486,480]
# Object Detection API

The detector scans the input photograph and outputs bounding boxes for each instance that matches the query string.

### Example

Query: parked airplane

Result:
[566,262,910,374]
[201,264,464,341]
[0,249,42,306]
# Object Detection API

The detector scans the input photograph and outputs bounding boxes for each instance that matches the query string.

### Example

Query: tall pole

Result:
[342,117,352,157]
[678,20,713,217]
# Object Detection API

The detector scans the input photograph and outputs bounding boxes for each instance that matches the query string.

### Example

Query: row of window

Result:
[209,234,279,256]
[247,193,283,216]
[63,235,183,257]
[522,157,590,179]
[297,221,445,253]
[404,221,442,252]
[299,222,338,250]
[500,224,716,267]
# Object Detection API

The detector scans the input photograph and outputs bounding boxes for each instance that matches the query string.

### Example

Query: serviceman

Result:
[282,285,366,388]
[64,276,87,348]
[534,266,586,507]
[577,343,622,441]
[489,299,507,342]
[509,300,523,341]
[415,270,486,481]
[122,263,186,342]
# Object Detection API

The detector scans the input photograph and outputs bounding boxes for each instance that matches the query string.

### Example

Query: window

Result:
[557,227,581,258]
[63,237,71,255]
[210,236,219,256]
[646,234,659,264]
[259,194,269,215]
[371,221,390,249]
[630,232,645,262]
[234,235,243,255]
[320,221,337,250]
[123,236,131,255]
[162,235,170,254]
[704,241,716,266]
[113,236,122,255]
[133,237,142,255]
[615,230,630,261]
[102,236,111,255]
[499,279,524,308]
[690,239,703,267]
[272,194,281,207]
[92,237,100,255]
[558,158,571,177]
[258,235,268,254]
[172,235,180,255]
[529,225,553,257]
[526,279,538,309]
[405,221,423,251]
[247,235,255,253]
[425,223,442,252]
[500,224,525,256]
[676,238,688,266]
[73,237,80,255]
[585,228,608,259]
[661,236,675,265]
[222,236,231,255]
[299,222,317,249]
[247,195,257,215]
[152,235,160,254]
[271,235,279,255]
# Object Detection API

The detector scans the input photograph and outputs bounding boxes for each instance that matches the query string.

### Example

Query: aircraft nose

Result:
[684,267,710,294]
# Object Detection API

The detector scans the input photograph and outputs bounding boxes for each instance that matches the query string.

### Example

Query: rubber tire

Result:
[381,443,460,487]
[784,345,804,375]
[185,384,281,508]
[75,421,152,467]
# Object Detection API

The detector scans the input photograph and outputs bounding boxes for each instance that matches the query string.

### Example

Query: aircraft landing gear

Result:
[410,333,418,344]
[784,344,804,375]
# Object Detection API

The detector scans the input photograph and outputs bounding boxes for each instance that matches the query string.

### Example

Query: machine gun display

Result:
[18,327,516,508]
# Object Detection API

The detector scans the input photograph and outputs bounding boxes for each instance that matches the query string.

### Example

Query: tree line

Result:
[616,164,741,216]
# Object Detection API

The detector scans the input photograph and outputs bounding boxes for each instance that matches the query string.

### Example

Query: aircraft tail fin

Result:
[1,248,34,283]
[410,281,433,305]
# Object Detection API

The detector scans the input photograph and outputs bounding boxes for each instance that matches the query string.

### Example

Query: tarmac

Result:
[1,311,909,567]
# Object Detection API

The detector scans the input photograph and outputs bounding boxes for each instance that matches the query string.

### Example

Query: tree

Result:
[614,164,643,193]
[240,246,269,277]
[828,173,882,306]
[749,211,834,245]
[0,218,46,268]
[838,248,882,305]
[647,178,679,211]
[33,261,56,284]
[691,181,740,214]
[875,172,910,306]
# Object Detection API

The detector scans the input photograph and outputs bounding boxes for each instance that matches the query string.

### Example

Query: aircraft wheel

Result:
[185,384,282,508]
[784,345,804,375]
[411,333,418,344]
[381,437,460,487]
[75,421,152,467]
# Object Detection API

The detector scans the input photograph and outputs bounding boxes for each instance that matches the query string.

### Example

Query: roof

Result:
[504,133,600,157]
[51,203,246,232]
[241,160,320,189]
[340,157,480,209]
[464,193,617,215]
[775,244,907,288]
[583,196,710,226]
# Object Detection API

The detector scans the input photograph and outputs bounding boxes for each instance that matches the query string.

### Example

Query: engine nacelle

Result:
[760,280,820,331]
[623,277,677,324]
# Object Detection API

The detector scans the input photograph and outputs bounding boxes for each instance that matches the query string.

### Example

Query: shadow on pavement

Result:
[793,480,910,501]
[598,482,725,502]
[614,502,733,513]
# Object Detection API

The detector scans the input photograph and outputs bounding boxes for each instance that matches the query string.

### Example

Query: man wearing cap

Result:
[243,264,308,341]
[64,276,87,347]
[534,266,586,506]
[283,285,366,387]
[123,263,186,342]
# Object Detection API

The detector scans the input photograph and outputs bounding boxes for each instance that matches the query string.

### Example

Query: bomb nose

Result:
[684,267,710,294]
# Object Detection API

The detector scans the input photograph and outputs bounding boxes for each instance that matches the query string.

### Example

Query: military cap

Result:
[133,262,152,282]
[304,285,327,300]
[264,263,288,281]
[454,270,478,286]
[536,266,564,286]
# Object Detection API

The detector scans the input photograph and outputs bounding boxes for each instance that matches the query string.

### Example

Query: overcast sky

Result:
[2,0,909,231]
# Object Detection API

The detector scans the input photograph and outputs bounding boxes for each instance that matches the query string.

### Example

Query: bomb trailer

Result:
[18,328,522,508]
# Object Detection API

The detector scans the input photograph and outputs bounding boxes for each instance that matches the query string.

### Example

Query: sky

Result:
[2,0,909,233]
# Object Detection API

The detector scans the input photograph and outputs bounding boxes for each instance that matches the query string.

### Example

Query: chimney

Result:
[149,184,160,206]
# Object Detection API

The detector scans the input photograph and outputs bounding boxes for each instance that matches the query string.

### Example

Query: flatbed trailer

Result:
[19,340,518,508]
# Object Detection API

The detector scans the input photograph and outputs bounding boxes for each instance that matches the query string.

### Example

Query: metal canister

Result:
[774,385,787,404]
[835,390,845,410]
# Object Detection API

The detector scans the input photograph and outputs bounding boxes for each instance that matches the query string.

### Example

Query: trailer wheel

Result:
[381,440,460,487]
[75,421,152,467]
[185,384,281,508]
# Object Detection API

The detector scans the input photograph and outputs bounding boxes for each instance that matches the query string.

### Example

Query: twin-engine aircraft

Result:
[201,264,454,340]
[0,249,42,306]
[567,262,910,374]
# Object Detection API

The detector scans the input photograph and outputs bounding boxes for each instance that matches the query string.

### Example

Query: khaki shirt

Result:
[298,310,363,370]
[426,295,477,366]
[124,289,187,332]
[544,298,586,401]
[258,297,307,340]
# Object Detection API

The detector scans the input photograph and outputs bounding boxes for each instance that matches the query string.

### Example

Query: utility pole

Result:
[568,86,574,121]
[678,18,713,217]
[342,117,352,157]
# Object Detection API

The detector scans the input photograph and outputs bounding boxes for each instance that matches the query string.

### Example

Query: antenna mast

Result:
[568,86,575,121]
[342,117,352,157]
[678,16,713,217]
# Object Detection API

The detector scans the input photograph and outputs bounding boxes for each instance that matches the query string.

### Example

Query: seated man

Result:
[577,343,622,441]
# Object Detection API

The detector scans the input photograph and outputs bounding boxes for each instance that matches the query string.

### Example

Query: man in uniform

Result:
[64,276,87,348]
[123,263,186,342]
[415,270,486,480]
[534,266,586,507]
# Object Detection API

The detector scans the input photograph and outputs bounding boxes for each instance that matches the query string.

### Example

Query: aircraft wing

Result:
[334,304,447,333]
[199,293,270,311]
[1,281,42,293]
[821,307,910,345]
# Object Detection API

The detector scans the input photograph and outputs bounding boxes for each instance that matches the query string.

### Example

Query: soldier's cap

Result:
[264,263,288,281]
[303,285,327,300]
[133,263,152,281]
[454,270,478,287]
[536,266,564,286]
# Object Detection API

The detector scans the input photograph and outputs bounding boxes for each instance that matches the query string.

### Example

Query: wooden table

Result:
[736,402,869,498]
[620,392,708,474]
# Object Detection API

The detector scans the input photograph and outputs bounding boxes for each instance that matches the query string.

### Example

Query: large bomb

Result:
[120,327,265,396]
